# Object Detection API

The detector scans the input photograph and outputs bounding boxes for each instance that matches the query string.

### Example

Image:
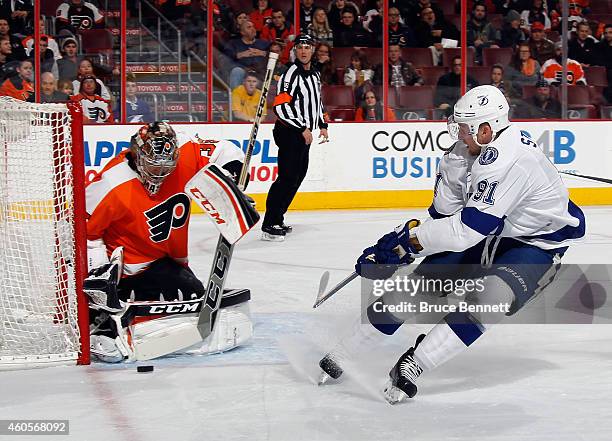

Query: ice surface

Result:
[2,208,611,441]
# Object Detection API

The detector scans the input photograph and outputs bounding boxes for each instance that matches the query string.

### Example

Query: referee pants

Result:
[263,123,310,227]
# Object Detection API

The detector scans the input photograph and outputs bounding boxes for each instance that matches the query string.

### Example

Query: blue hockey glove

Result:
[354,219,421,279]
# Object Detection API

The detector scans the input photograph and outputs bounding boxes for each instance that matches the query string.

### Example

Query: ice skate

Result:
[383,334,425,404]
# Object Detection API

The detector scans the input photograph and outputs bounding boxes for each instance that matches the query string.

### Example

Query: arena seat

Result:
[584,66,608,86]
[328,107,356,121]
[322,85,355,107]
[442,47,475,67]
[80,29,114,54]
[401,48,434,67]
[467,66,491,86]
[398,85,435,111]
[482,47,513,67]
[437,0,456,16]
[42,0,64,17]
[566,86,591,105]
[418,66,448,85]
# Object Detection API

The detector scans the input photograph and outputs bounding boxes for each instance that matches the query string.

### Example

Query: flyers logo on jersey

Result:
[144,193,191,242]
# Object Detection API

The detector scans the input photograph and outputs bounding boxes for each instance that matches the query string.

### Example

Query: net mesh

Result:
[0,97,81,367]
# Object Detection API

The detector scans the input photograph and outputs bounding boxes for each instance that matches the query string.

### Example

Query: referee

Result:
[262,34,329,241]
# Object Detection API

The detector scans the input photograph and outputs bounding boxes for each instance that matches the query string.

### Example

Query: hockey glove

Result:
[84,247,124,313]
[355,219,421,280]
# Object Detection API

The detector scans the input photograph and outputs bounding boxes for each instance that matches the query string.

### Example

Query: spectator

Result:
[363,0,383,37]
[334,8,372,47]
[249,0,273,35]
[231,71,266,122]
[71,74,114,124]
[434,56,479,115]
[0,0,32,36]
[593,24,612,70]
[0,18,25,60]
[298,0,316,33]
[72,58,111,101]
[269,41,288,81]
[40,72,69,103]
[520,0,551,30]
[224,20,270,89]
[0,36,15,70]
[528,21,555,65]
[414,7,460,65]
[405,0,445,28]
[490,63,506,94]
[389,6,416,47]
[114,74,154,123]
[344,49,374,102]
[57,37,81,82]
[261,9,294,44]
[374,44,423,86]
[307,7,334,47]
[499,9,527,48]
[550,2,585,33]
[313,42,334,85]
[568,21,598,66]
[0,59,33,101]
[22,18,60,60]
[327,0,360,33]
[515,78,561,118]
[467,2,500,64]
[505,42,541,96]
[229,11,249,39]
[57,79,74,96]
[28,35,58,78]
[355,89,396,121]
[56,0,105,34]
[541,40,587,85]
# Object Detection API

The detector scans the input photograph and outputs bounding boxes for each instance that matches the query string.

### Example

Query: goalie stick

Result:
[197,51,279,340]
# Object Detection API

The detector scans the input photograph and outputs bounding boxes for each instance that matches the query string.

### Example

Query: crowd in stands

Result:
[1,0,612,121]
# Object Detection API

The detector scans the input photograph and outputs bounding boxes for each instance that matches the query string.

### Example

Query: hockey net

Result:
[0,97,89,369]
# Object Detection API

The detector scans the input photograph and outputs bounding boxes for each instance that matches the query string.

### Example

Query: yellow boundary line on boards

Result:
[190,187,612,213]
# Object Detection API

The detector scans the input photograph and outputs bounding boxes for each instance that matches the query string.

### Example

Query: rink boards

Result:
[82,121,612,210]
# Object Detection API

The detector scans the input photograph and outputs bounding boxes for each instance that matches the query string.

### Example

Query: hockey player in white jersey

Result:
[318,85,586,403]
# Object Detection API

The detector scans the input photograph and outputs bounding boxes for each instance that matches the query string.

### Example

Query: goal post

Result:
[0,97,89,369]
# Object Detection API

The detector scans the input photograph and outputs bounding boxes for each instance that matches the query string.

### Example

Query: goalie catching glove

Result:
[355,219,421,279]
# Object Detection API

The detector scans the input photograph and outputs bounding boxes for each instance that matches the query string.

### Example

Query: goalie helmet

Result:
[448,85,510,146]
[131,122,178,195]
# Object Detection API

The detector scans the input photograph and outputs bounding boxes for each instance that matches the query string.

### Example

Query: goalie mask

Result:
[131,122,178,195]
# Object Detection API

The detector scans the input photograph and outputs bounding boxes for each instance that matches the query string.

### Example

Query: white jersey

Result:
[418,124,585,256]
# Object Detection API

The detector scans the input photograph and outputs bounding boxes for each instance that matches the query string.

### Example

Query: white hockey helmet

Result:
[448,85,510,146]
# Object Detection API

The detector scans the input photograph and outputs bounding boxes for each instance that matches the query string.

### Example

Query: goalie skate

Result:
[383,334,425,404]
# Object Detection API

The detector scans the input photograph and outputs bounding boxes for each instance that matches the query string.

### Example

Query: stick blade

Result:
[313,271,330,308]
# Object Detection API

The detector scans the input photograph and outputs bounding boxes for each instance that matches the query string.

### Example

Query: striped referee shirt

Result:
[273,62,328,132]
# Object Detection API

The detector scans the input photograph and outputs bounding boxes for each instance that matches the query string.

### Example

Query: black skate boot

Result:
[318,354,344,385]
[280,223,292,234]
[261,224,286,242]
[383,334,425,404]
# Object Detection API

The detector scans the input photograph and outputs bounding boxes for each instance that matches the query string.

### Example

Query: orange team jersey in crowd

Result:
[86,138,242,276]
[541,58,586,85]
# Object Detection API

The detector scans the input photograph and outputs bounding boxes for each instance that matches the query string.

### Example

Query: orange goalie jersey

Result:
[86,138,244,276]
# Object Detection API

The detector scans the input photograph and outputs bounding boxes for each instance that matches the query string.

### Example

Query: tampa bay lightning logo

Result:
[479,146,498,165]
[477,95,489,106]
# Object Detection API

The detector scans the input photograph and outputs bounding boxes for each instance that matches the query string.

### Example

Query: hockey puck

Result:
[137,365,154,373]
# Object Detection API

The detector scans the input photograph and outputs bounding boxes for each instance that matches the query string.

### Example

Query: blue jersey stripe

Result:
[519,201,586,243]
[461,207,504,236]
[428,204,451,220]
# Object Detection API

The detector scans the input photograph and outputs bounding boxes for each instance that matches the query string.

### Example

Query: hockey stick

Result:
[313,271,358,309]
[560,171,612,185]
[197,52,279,340]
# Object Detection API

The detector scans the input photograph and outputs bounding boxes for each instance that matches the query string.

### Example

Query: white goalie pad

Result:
[185,164,260,244]
[129,302,253,360]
